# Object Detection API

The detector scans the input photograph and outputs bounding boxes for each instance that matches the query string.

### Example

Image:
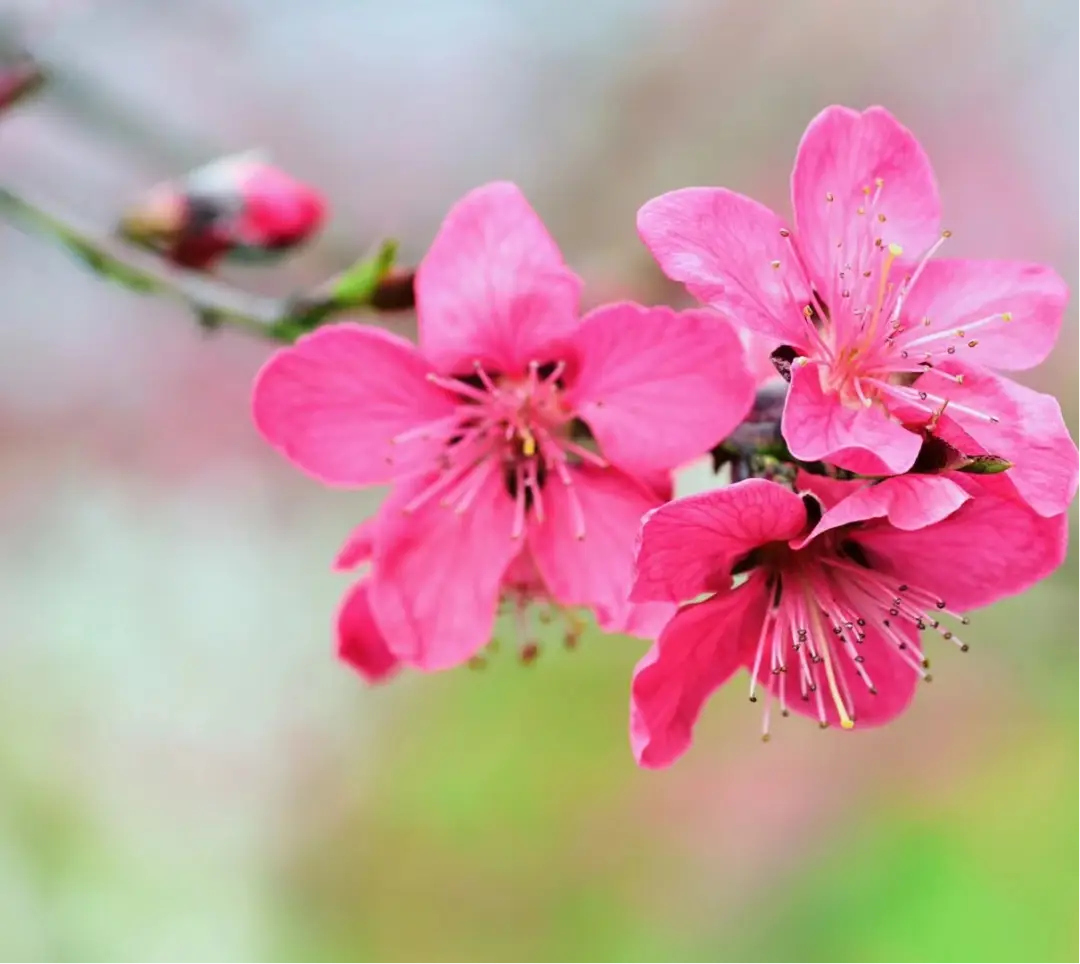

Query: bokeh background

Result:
[0,1,1076,961]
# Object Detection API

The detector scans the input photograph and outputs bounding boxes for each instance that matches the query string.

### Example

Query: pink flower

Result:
[637,105,1077,517]
[254,182,756,670]
[628,475,1067,767]
[333,514,673,683]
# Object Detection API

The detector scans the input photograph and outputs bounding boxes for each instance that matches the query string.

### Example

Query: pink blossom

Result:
[333,514,672,682]
[254,182,755,670]
[637,105,1076,517]
[629,476,1067,767]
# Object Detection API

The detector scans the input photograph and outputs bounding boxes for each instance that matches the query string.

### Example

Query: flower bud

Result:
[117,151,326,270]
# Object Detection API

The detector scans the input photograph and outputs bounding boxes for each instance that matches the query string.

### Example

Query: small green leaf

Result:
[955,454,1013,475]
[331,240,398,305]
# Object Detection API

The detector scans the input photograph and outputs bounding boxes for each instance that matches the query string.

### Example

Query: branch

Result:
[0,185,415,343]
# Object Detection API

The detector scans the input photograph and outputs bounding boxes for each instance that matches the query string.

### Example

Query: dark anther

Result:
[960,643,970,652]
[856,618,866,627]
[898,584,909,592]
[936,600,946,609]
[943,631,953,640]
[770,345,801,382]
[801,493,824,529]
[749,695,758,703]
[889,608,899,616]
[781,709,790,717]
[854,655,865,664]
[840,540,872,569]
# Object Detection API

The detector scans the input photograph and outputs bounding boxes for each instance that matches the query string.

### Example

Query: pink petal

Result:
[897,260,1068,371]
[757,619,919,729]
[567,303,756,477]
[791,105,941,291]
[924,364,1079,518]
[782,361,922,476]
[853,492,1068,612]
[336,579,401,684]
[333,519,377,571]
[631,479,807,604]
[415,182,583,374]
[368,466,519,670]
[620,601,679,641]
[799,475,970,546]
[252,324,454,486]
[794,470,866,509]
[636,188,812,345]
[631,588,765,768]
[529,466,661,630]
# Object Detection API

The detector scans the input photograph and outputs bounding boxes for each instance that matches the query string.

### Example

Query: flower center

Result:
[741,535,969,740]
[399,360,606,539]
[772,181,1009,429]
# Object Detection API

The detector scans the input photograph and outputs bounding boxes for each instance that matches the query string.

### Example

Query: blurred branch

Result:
[0,186,415,343]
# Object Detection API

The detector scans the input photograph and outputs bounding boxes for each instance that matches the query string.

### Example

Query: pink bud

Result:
[118,152,326,270]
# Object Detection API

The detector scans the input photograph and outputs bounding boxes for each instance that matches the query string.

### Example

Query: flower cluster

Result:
[252,106,1076,767]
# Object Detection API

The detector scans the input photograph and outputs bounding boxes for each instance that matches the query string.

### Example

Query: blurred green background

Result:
[0,1,1076,961]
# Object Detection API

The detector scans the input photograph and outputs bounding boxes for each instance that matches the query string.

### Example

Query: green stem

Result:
[0,186,408,343]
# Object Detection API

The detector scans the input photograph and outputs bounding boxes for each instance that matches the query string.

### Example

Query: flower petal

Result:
[336,579,401,684]
[631,479,807,604]
[791,105,941,291]
[782,361,922,476]
[621,601,679,641]
[924,364,1079,518]
[799,475,970,546]
[636,188,812,345]
[567,303,756,477]
[369,466,519,670]
[631,588,765,768]
[529,466,661,631]
[758,619,919,729]
[853,491,1068,612]
[415,181,582,373]
[897,260,1068,371]
[333,519,377,571]
[252,324,454,486]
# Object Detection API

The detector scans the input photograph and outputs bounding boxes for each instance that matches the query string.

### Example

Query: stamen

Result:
[426,372,490,403]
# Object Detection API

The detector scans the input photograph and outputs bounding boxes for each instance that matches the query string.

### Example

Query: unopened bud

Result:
[118,151,326,270]
[954,454,1013,475]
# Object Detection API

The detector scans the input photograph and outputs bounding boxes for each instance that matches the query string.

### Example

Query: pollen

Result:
[1002,312,1013,322]
[887,242,904,257]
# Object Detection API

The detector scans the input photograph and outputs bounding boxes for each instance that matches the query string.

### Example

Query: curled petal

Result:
[631,479,807,604]
[336,579,401,684]
[782,361,922,476]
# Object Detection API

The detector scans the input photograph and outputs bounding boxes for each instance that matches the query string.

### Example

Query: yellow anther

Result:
[875,177,884,188]
[1002,312,1013,322]
[887,242,904,257]
[770,259,781,269]
[521,428,537,457]
[942,229,953,238]
[862,185,872,196]
[857,206,865,215]
[840,719,855,730]
[877,213,887,222]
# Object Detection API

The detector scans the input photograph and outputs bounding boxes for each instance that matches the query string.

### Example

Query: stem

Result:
[0,185,414,343]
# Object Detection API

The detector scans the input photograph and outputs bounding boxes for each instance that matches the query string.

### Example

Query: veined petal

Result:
[792,105,941,294]
[782,361,922,476]
[799,475,970,546]
[369,466,519,671]
[567,303,756,477]
[897,259,1068,371]
[529,466,661,631]
[631,587,765,769]
[854,491,1068,612]
[631,479,808,604]
[415,181,582,374]
[924,364,1079,518]
[637,187,813,346]
[252,324,454,486]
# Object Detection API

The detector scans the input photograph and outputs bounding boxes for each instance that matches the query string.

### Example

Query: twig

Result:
[0,185,414,342]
